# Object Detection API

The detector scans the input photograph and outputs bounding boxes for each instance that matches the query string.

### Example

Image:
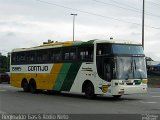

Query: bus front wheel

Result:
[84,83,95,99]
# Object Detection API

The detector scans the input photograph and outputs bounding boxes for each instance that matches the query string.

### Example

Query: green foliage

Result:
[0,54,9,73]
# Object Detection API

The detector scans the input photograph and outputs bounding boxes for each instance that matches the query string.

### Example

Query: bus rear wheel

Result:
[84,83,95,99]
[47,90,60,95]
[22,80,29,92]
[29,80,37,94]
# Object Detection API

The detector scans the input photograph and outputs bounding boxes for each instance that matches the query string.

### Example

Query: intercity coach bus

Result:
[10,39,147,98]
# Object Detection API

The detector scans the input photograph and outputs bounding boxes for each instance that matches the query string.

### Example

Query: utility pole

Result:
[70,13,77,41]
[142,0,145,49]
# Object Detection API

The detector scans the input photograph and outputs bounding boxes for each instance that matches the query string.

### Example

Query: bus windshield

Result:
[115,57,147,79]
[96,43,147,81]
[112,44,144,54]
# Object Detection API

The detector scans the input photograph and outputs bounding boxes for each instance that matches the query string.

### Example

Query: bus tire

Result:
[113,95,121,99]
[84,82,95,99]
[29,79,37,94]
[22,79,30,92]
[47,90,60,95]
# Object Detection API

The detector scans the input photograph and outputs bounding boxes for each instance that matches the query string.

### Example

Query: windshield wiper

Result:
[125,58,134,80]
[134,59,137,70]
[131,58,135,78]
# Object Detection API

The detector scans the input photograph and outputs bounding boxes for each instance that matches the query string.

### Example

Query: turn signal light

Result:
[142,79,148,84]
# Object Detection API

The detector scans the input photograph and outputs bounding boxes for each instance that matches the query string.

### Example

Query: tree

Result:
[0,54,8,73]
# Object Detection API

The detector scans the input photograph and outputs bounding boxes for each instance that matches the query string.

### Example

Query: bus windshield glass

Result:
[112,44,144,54]
[115,57,147,79]
[96,43,147,80]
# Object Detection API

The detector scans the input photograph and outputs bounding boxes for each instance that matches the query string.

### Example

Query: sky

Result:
[0,0,160,61]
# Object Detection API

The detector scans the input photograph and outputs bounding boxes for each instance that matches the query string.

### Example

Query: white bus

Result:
[10,39,147,98]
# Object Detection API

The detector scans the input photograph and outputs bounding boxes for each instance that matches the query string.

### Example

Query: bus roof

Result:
[12,39,141,53]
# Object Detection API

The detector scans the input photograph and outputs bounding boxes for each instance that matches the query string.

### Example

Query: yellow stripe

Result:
[50,63,63,89]
[63,43,73,47]
[50,63,62,74]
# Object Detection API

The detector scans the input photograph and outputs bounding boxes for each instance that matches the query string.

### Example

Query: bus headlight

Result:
[115,82,124,85]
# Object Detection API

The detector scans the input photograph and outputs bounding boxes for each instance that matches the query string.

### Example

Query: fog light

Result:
[142,79,148,84]
[102,85,109,93]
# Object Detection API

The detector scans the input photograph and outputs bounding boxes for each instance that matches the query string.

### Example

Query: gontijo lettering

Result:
[28,66,48,71]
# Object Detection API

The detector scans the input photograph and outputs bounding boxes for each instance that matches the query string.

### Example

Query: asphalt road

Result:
[0,84,160,119]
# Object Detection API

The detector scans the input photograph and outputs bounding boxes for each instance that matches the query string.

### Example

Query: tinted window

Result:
[78,46,93,62]
[26,51,36,64]
[11,45,94,65]
[11,52,26,65]
[112,45,144,54]
[63,47,76,61]
[50,48,62,62]
[97,44,111,56]
[37,49,49,63]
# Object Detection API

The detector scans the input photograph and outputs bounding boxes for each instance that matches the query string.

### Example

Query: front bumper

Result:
[108,84,147,95]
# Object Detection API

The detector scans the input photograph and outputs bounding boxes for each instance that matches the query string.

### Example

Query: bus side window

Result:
[70,52,76,60]
[65,52,69,60]
[78,46,93,62]
[50,48,62,62]
[97,43,111,56]
[80,51,85,60]
[63,47,76,61]
[37,49,49,63]
[26,51,36,64]
[11,53,17,65]
[19,52,26,64]
[70,47,76,60]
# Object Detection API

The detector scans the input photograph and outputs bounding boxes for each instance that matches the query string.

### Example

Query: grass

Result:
[147,75,160,88]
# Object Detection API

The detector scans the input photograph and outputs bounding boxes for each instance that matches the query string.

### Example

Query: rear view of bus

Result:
[96,41,147,98]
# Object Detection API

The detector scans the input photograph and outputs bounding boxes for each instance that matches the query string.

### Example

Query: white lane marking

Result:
[149,92,160,94]
[123,100,129,102]
[7,85,12,87]
[0,85,11,87]
[152,96,160,98]
[0,89,7,92]
[140,101,157,104]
